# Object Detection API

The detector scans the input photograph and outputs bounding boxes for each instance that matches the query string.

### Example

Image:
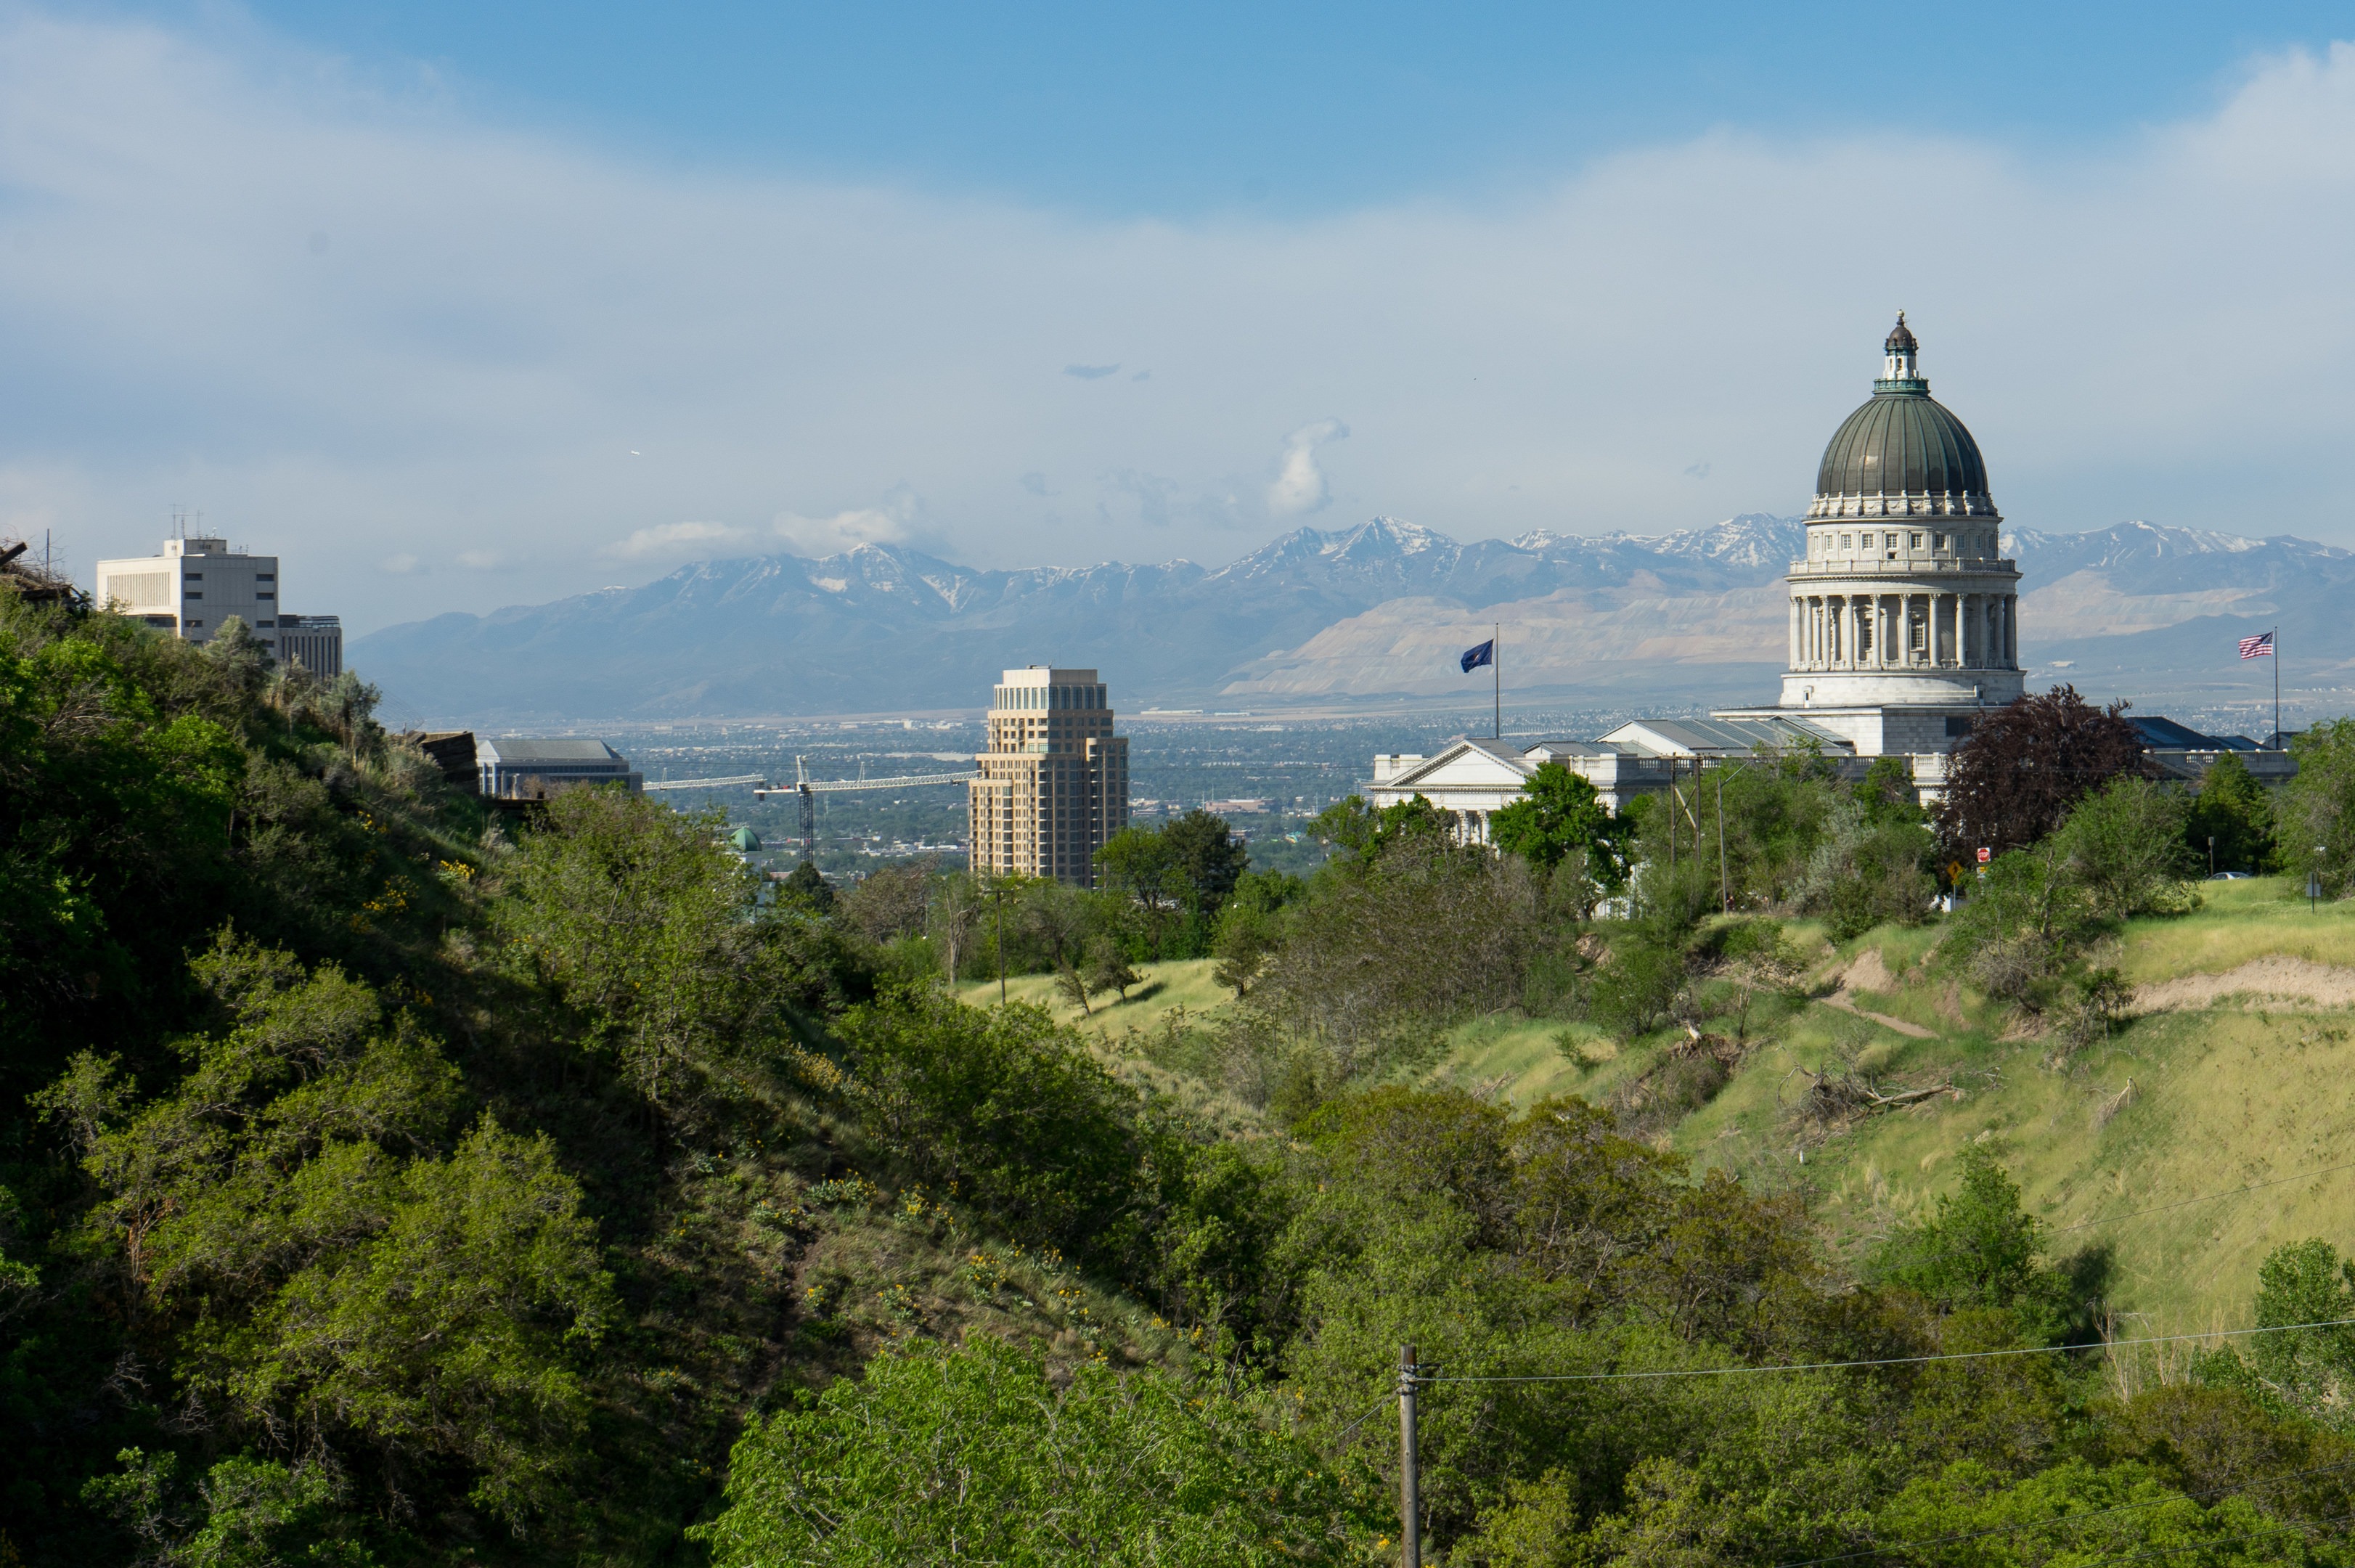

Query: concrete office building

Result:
[476,738,643,799]
[274,613,343,677]
[968,666,1130,886]
[94,531,338,671]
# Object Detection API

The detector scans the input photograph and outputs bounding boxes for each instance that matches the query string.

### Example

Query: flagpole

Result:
[2274,625,2281,748]
[1493,621,1501,740]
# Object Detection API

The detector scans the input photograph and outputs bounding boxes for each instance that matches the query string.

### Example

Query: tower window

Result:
[1908,532,1922,548]
[1839,534,1851,550]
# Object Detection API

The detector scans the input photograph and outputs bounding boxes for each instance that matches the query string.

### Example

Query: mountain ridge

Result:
[354,515,2355,724]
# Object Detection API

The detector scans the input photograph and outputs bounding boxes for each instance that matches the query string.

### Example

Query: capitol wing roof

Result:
[476,738,624,764]
[1381,737,1538,792]
[1599,716,1856,758]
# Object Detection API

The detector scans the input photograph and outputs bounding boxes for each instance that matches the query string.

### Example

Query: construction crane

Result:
[641,756,975,862]
[756,756,976,864]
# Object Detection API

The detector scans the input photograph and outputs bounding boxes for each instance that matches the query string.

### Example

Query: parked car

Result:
[2207,870,2255,880]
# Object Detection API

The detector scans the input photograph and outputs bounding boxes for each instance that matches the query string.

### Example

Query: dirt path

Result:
[1822,952,1940,1038]
[1822,990,1939,1039]
[2134,956,2355,1013]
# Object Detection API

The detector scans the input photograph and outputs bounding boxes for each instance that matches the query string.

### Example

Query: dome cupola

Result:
[1808,315,1994,520]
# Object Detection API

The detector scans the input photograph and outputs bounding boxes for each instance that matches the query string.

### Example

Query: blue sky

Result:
[8,4,2355,632]
[224,1,2352,214]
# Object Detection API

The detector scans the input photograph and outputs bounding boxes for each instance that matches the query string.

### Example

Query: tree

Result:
[1490,763,1633,887]
[929,870,985,982]
[841,856,935,943]
[2185,751,2276,875]
[1084,935,1141,1002]
[2196,1239,2355,1432]
[1095,825,1186,952]
[779,859,836,912]
[38,937,616,1530]
[1210,901,1280,997]
[1161,809,1250,918]
[493,790,792,1116]
[2052,775,2198,922]
[691,1336,1376,1567]
[1865,1146,2068,1332]
[833,993,1149,1263]
[2277,719,2355,897]
[1933,685,2144,858]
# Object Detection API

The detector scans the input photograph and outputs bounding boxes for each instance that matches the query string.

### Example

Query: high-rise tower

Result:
[1723,315,2025,755]
[968,666,1130,885]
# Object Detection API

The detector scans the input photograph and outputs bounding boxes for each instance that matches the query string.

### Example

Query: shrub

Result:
[692,1336,1376,1567]
[835,993,1148,1267]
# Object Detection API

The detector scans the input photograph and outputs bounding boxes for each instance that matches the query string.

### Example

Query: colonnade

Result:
[1787,590,2015,671]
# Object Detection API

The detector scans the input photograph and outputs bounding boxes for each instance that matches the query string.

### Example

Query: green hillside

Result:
[961,883,2355,1337]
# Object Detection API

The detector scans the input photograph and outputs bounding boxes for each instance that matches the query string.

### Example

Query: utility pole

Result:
[993,886,1008,1003]
[1666,759,1676,873]
[1716,771,1730,912]
[1397,1345,1421,1568]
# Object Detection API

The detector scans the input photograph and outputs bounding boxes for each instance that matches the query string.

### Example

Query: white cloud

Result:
[768,505,910,555]
[8,15,2355,634]
[606,520,754,560]
[605,505,910,561]
[1268,418,1350,516]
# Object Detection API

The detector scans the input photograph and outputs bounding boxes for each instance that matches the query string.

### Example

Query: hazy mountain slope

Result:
[351,514,2349,724]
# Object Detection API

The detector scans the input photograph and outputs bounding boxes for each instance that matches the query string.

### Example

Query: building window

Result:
[184,590,203,600]
[184,572,203,581]
[256,592,274,600]
[1839,534,1851,550]
[256,573,274,582]
[1908,532,1922,548]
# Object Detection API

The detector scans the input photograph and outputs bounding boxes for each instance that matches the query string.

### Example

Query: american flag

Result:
[2240,632,2275,660]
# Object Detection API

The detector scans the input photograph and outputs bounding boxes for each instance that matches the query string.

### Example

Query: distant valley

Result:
[353,515,2355,728]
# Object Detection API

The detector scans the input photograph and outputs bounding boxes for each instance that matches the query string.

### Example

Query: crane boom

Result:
[735,756,978,863]
[642,773,767,793]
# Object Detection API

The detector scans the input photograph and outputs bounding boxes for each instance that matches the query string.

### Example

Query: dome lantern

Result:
[1878,311,1924,390]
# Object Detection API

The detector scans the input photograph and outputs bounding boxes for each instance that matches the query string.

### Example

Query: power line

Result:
[1769,1457,2355,1568]
[1416,1315,2355,1384]
[2054,1158,2355,1234]
[2067,1507,2355,1568]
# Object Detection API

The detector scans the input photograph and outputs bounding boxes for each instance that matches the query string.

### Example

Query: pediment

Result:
[1387,739,1535,790]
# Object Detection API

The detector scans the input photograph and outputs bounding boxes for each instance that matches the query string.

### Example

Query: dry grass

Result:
[2114,875,2355,983]
[957,957,1231,1038]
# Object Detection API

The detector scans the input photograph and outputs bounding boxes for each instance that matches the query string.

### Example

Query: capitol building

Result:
[1369,317,2028,828]
[1715,313,2023,754]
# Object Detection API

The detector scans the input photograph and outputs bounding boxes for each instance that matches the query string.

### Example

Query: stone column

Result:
[2005,594,2018,666]
[1789,596,1800,667]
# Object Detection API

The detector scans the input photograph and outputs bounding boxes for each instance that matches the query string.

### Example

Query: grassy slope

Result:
[1431,878,2355,1331]
[957,889,2355,1328]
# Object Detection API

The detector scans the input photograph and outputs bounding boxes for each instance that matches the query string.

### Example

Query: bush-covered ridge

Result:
[9,597,2355,1565]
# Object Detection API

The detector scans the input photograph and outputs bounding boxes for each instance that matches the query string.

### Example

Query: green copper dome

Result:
[1815,392,1988,499]
[1811,316,1993,508]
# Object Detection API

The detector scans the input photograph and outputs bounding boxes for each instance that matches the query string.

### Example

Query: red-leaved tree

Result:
[1933,685,2145,858]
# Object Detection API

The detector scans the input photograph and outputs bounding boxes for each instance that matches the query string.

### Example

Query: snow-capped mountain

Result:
[350,515,2355,724]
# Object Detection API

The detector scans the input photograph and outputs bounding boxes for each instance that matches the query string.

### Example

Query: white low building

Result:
[94,529,339,671]
[1367,718,1872,841]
